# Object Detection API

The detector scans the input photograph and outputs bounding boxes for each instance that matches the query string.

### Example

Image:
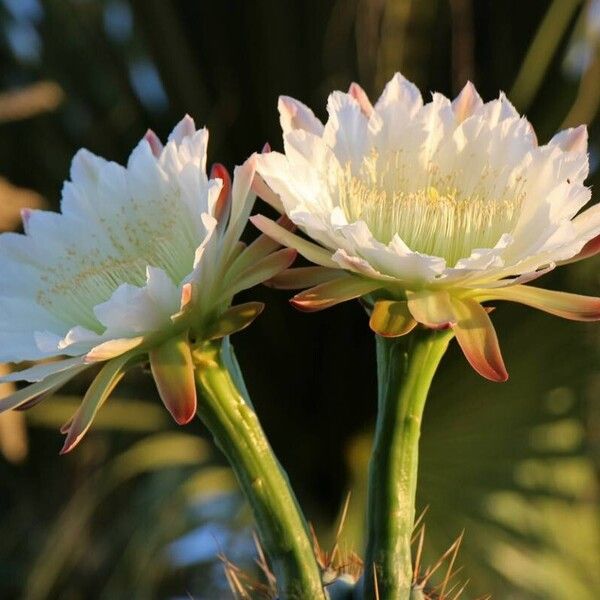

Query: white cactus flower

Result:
[252,73,600,381]
[0,116,295,451]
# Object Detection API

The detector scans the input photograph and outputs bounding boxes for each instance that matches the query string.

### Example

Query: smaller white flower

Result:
[0,116,295,452]
[252,74,600,381]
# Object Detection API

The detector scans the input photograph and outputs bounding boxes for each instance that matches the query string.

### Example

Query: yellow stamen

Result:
[337,151,525,266]
[36,191,197,331]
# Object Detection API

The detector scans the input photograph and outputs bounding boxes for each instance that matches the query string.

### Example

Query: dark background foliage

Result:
[0,1,598,598]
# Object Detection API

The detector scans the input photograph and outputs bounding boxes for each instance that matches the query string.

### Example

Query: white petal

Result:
[572,202,600,244]
[0,356,86,383]
[331,222,446,284]
[0,296,66,334]
[322,91,370,168]
[347,82,374,116]
[374,72,423,116]
[127,138,170,200]
[0,332,54,362]
[475,92,520,125]
[146,266,181,314]
[255,150,329,216]
[453,234,512,270]
[371,74,424,155]
[549,125,588,153]
[278,96,324,136]
[332,248,393,280]
[69,148,108,189]
[452,81,483,123]
[168,114,197,144]
[93,267,179,337]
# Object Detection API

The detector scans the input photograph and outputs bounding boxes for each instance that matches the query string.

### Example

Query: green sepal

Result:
[204,302,265,341]
[60,353,131,454]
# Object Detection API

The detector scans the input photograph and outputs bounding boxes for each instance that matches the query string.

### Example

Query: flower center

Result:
[35,190,199,332]
[337,151,525,266]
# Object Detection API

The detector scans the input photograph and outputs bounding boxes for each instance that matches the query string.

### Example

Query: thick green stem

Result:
[193,339,325,600]
[363,329,454,600]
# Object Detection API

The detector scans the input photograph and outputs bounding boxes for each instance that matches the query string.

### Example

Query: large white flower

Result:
[252,73,600,381]
[0,116,295,451]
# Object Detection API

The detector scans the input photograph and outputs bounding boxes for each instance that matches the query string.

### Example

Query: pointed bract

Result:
[60,354,131,454]
[475,285,600,321]
[149,333,197,425]
[450,298,508,382]
[223,248,297,301]
[291,276,381,312]
[369,300,417,337]
[406,291,455,329]
[229,215,295,278]
[266,266,345,290]
[205,302,265,340]
[0,364,88,413]
[250,215,338,268]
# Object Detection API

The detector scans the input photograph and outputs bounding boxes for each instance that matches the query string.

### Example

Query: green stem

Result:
[193,339,325,600]
[363,329,454,600]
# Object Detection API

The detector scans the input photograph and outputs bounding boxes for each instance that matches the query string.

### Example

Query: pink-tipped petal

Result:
[60,354,131,454]
[550,125,588,153]
[278,96,324,136]
[266,266,345,290]
[348,82,374,116]
[59,417,73,435]
[144,129,164,157]
[21,208,33,233]
[250,214,338,268]
[452,81,483,123]
[450,298,508,382]
[204,302,265,340]
[557,234,600,266]
[149,333,197,425]
[290,276,381,312]
[474,285,600,321]
[168,114,196,143]
[369,300,417,337]
[210,163,232,223]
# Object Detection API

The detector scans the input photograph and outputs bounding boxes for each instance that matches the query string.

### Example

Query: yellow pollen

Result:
[337,151,525,266]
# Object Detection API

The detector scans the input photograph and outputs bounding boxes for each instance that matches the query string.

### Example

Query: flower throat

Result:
[338,151,525,266]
